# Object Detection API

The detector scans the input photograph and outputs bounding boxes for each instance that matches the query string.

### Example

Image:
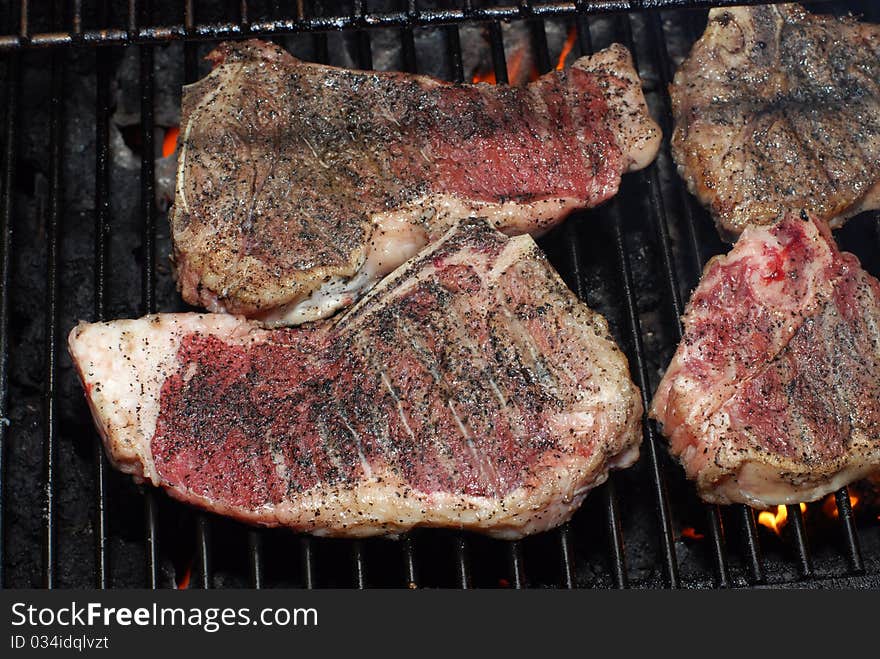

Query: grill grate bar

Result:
[487,22,508,84]
[834,487,863,573]
[603,479,628,589]
[42,2,65,590]
[184,0,198,81]
[311,31,328,65]
[454,534,471,588]
[181,3,216,591]
[444,25,463,83]
[72,0,82,36]
[92,0,112,589]
[397,20,420,588]
[739,507,765,584]
[0,49,19,592]
[557,524,575,589]
[248,530,263,589]
[301,537,315,589]
[618,13,731,588]
[196,516,211,590]
[239,1,249,27]
[401,27,417,73]
[508,541,526,589]
[0,1,843,52]
[786,504,813,578]
[18,0,27,39]
[355,1,373,71]
[401,0,419,74]
[128,0,138,35]
[352,540,367,589]
[402,534,418,588]
[138,0,160,588]
[609,201,680,588]
[144,495,158,588]
[569,18,629,590]
[444,21,473,591]
[528,17,551,74]
[649,10,768,583]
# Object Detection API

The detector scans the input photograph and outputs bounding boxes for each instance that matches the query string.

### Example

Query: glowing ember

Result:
[556,27,577,71]
[757,504,806,535]
[471,68,496,84]
[175,562,192,590]
[822,492,860,519]
[681,527,704,541]
[162,126,180,159]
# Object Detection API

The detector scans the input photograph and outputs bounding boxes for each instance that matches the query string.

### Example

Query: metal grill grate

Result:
[1,0,879,590]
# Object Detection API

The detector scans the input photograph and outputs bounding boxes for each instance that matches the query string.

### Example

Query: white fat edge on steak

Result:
[67,313,261,484]
[711,452,880,509]
[571,43,662,172]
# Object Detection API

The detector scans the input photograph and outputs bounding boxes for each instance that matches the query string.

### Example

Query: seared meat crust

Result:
[172,39,660,325]
[671,4,880,239]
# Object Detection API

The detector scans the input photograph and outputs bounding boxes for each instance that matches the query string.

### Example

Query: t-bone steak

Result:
[70,219,643,538]
[171,39,661,325]
[670,4,880,239]
[650,212,880,507]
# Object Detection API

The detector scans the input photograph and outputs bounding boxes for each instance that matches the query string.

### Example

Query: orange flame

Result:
[175,562,192,590]
[471,45,537,85]
[162,126,180,159]
[507,46,528,84]
[681,527,704,541]
[822,493,860,519]
[757,503,806,535]
[556,27,577,71]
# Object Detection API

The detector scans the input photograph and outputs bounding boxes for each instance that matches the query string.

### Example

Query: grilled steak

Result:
[670,4,880,239]
[69,219,643,538]
[172,39,660,326]
[650,212,880,507]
